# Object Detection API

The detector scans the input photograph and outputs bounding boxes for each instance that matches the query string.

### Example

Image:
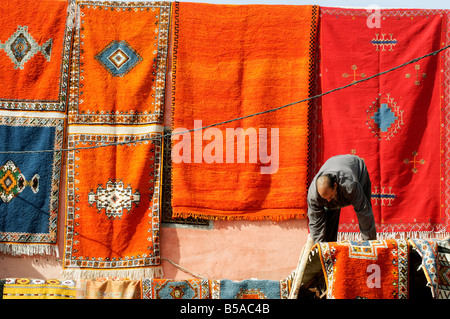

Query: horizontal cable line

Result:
[1,43,449,155]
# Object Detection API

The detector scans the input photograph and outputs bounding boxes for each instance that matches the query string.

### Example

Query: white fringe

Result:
[338,231,450,241]
[62,267,164,281]
[0,243,59,258]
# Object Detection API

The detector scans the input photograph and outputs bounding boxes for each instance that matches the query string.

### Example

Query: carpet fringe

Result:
[0,243,59,258]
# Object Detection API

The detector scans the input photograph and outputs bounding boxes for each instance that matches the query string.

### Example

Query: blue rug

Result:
[218,279,289,299]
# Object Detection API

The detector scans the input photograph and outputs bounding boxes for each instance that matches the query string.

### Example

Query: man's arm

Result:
[307,198,327,244]
[346,182,376,240]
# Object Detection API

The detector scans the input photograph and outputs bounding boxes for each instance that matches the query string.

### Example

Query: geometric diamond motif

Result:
[371,103,398,132]
[366,93,404,141]
[439,266,450,286]
[0,26,53,69]
[94,40,142,77]
[88,180,140,219]
[0,160,40,203]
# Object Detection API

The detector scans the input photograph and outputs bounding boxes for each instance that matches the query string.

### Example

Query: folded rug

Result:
[214,279,290,299]
[68,1,171,125]
[3,278,76,299]
[76,277,141,299]
[0,0,74,111]
[409,238,439,298]
[317,239,409,299]
[410,237,450,299]
[315,8,450,238]
[142,279,211,299]
[171,2,318,220]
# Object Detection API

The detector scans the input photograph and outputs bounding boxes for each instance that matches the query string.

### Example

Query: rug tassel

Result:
[0,243,59,258]
[338,231,450,241]
[62,266,163,281]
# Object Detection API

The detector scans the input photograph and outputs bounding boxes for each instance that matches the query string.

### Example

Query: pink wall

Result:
[161,219,309,280]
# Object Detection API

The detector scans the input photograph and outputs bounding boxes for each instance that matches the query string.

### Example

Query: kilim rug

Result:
[313,8,450,238]
[2,278,76,299]
[213,279,290,299]
[63,1,170,279]
[68,1,171,125]
[171,2,318,220]
[317,239,409,299]
[63,125,164,279]
[142,278,211,299]
[0,0,74,111]
[0,0,74,256]
[76,277,141,299]
[0,113,65,256]
[409,238,439,298]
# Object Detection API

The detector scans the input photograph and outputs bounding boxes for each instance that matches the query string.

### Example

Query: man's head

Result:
[317,174,337,202]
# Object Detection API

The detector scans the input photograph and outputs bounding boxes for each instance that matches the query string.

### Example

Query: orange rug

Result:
[318,239,409,299]
[171,2,318,220]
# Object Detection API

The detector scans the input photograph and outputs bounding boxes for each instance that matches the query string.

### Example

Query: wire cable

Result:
[1,43,449,155]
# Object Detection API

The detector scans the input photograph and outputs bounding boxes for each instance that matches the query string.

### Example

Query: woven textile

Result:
[76,277,141,299]
[3,278,76,299]
[171,2,318,220]
[313,8,450,238]
[0,279,5,299]
[436,238,450,299]
[0,113,65,256]
[64,0,168,280]
[0,0,73,257]
[409,238,450,299]
[68,1,171,125]
[410,238,439,298]
[317,239,409,299]
[214,279,289,299]
[142,279,210,299]
[0,0,74,111]
[63,125,164,279]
